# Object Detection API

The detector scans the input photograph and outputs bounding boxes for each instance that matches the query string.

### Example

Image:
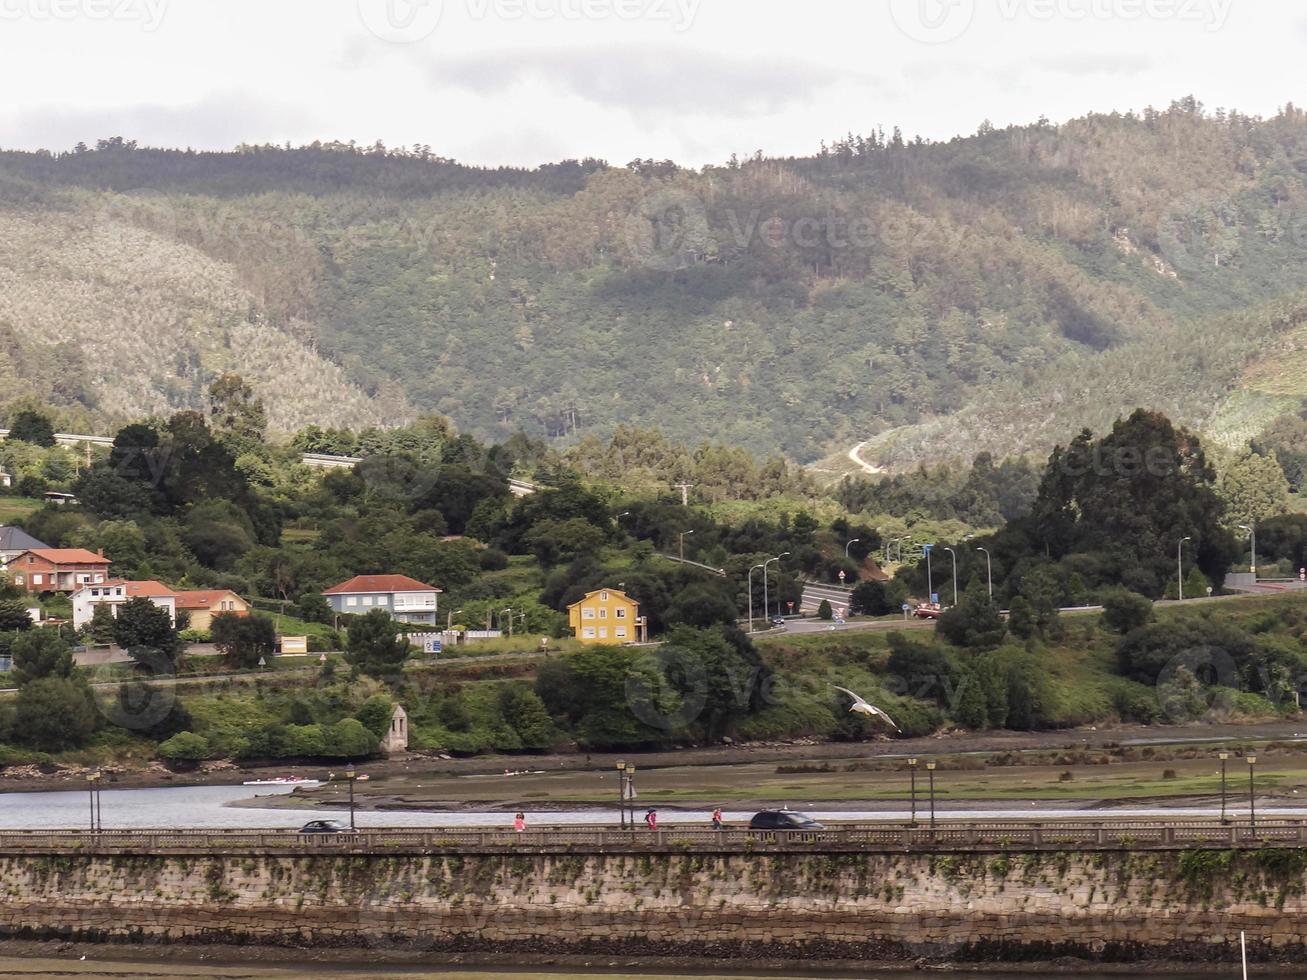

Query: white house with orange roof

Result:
[71,579,177,630]
[322,574,441,625]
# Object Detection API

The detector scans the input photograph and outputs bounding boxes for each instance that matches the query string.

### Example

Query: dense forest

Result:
[5,101,1307,465]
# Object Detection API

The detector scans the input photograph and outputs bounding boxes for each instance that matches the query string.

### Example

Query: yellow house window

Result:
[600,591,608,601]
[615,607,627,619]
[598,608,607,619]
[582,607,595,619]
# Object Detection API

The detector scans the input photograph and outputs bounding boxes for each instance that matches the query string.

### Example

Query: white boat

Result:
[242,777,322,787]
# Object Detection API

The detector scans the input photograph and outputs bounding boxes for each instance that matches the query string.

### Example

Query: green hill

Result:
[5,101,1307,462]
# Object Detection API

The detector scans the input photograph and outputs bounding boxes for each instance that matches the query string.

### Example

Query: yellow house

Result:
[567,588,641,645]
[174,589,250,632]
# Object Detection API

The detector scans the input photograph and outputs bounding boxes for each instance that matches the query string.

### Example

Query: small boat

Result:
[242,776,322,787]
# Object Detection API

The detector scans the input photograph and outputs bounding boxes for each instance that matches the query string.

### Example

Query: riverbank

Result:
[5,718,1307,796]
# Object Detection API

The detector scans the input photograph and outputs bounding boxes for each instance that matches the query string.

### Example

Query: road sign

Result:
[423,637,443,654]
[837,570,846,582]
[931,593,939,604]
[901,603,911,611]
[787,600,794,611]
[922,543,934,554]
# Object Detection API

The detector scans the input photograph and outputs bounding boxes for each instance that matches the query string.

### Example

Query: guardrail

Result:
[0,819,1300,855]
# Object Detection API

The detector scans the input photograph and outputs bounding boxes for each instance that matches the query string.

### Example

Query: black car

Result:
[748,810,825,831]
[298,819,352,834]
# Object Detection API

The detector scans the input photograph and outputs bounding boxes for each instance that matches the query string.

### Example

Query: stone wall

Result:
[2,848,1305,962]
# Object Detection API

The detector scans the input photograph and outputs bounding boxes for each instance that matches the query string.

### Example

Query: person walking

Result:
[711,807,723,830]
[644,808,658,831]
[514,811,526,833]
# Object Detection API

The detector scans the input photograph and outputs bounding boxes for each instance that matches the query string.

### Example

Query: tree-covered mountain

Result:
[5,100,1307,464]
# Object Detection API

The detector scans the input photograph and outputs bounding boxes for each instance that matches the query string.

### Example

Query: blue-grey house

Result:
[322,574,441,626]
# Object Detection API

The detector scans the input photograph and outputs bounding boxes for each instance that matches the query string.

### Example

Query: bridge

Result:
[0,817,1294,855]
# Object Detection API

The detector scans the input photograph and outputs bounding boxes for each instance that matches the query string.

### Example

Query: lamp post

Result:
[1238,524,1256,580]
[908,758,918,826]
[943,546,958,606]
[1219,751,1230,823]
[1178,536,1191,600]
[763,553,790,622]
[446,607,463,630]
[748,563,764,633]
[926,761,937,833]
[1247,754,1257,837]
[345,764,357,832]
[88,771,102,833]
[679,529,694,561]
[500,608,514,637]
[925,546,934,601]
[625,764,636,828]
[976,547,993,600]
[616,760,627,829]
[845,538,861,559]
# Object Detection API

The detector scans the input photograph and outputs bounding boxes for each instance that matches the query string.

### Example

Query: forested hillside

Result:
[4,100,1307,464]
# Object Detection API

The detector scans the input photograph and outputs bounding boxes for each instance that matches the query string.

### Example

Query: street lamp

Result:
[625,764,636,828]
[446,607,463,630]
[345,764,357,832]
[1178,536,1191,600]
[845,538,861,559]
[1248,754,1257,837]
[943,546,958,606]
[747,563,765,633]
[1219,751,1230,823]
[616,760,627,829]
[763,553,790,622]
[1238,524,1256,580]
[88,771,102,833]
[908,758,918,826]
[500,607,513,636]
[925,546,934,602]
[926,761,937,832]
[679,529,694,561]
[976,547,993,600]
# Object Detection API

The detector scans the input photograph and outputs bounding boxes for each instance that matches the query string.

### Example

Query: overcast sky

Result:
[0,0,1302,167]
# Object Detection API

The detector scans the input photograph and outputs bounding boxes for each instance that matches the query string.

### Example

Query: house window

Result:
[12,575,21,585]
[115,588,123,597]
[582,607,595,619]
[600,591,608,601]
[616,627,628,639]
[615,608,627,619]
[582,627,596,639]
[598,608,607,619]
[26,556,33,564]
[362,596,373,606]
[90,589,100,597]
[93,574,104,583]
[599,627,608,639]
[346,596,358,607]
[32,574,42,585]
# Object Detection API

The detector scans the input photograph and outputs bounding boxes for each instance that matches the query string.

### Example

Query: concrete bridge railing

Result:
[0,818,1301,855]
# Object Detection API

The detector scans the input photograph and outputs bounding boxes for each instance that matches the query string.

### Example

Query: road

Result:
[847,439,884,476]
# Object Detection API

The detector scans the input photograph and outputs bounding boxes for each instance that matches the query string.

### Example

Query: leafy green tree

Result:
[0,599,34,633]
[10,630,73,685]
[817,599,833,621]
[355,693,394,737]
[1219,449,1291,527]
[14,677,97,750]
[208,373,268,456]
[664,583,738,629]
[88,603,117,644]
[323,718,378,757]
[158,731,210,763]
[935,585,1007,648]
[344,608,411,680]
[112,597,185,668]
[849,580,894,616]
[111,679,193,740]
[1100,588,1154,634]
[522,517,606,567]
[8,409,55,447]
[296,592,333,624]
[498,684,558,750]
[211,612,277,669]
[1006,595,1037,639]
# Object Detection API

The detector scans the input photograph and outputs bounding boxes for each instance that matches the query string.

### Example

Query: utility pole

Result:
[1178,536,1191,600]
[672,483,693,506]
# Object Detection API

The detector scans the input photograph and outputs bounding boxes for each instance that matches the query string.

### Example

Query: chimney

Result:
[96,548,104,558]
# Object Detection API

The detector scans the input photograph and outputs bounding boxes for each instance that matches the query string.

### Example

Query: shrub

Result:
[817,599,833,621]
[158,731,210,763]
[1100,588,1154,634]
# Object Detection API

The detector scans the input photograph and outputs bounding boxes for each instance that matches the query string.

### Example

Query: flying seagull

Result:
[832,686,900,732]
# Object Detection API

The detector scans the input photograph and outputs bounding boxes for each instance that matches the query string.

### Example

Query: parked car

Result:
[298,819,352,834]
[748,810,825,831]
[913,602,943,619]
